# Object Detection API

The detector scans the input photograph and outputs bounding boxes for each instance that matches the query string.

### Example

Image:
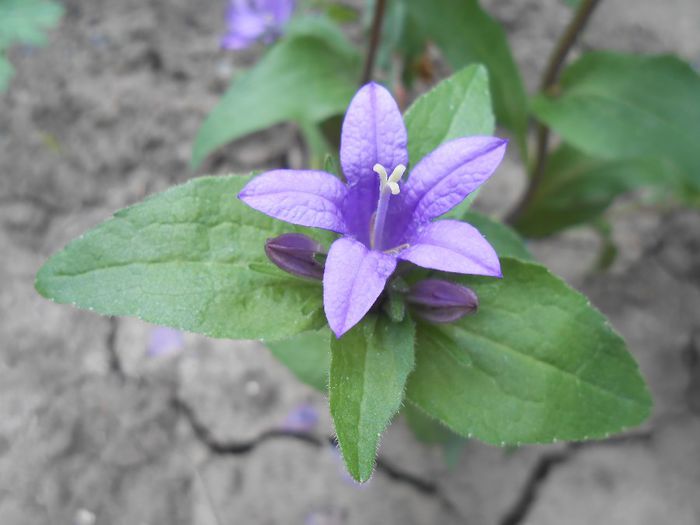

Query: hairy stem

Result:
[361,0,388,85]
[507,0,603,225]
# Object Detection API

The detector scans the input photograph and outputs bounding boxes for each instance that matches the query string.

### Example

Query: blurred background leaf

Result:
[403,0,529,157]
[0,0,63,91]
[532,52,700,193]
[266,329,331,392]
[514,144,682,237]
[192,16,360,168]
[0,0,63,47]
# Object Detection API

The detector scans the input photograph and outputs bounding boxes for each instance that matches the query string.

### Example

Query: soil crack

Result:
[105,317,125,381]
[172,396,460,516]
[499,432,653,525]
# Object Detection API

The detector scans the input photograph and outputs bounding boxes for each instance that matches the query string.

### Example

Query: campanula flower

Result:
[221,0,295,50]
[239,83,506,337]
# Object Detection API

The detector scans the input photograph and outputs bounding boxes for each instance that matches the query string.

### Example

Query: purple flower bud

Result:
[406,279,479,324]
[265,233,325,280]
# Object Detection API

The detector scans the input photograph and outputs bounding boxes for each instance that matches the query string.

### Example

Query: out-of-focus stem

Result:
[507,0,603,225]
[360,0,388,85]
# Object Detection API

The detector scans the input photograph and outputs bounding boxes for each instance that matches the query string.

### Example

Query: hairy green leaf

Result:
[330,314,415,482]
[192,18,360,168]
[404,0,528,155]
[404,64,495,166]
[407,258,651,445]
[532,52,700,190]
[514,144,682,237]
[36,175,332,342]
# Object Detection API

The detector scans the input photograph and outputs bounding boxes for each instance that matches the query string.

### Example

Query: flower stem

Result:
[506,0,603,225]
[361,0,388,85]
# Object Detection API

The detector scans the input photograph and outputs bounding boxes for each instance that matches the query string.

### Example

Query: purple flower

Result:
[221,0,295,50]
[239,83,506,337]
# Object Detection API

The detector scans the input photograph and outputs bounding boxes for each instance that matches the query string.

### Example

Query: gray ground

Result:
[2,0,700,524]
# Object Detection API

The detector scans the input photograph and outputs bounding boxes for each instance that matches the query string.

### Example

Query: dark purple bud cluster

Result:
[265,233,325,280]
[406,279,479,324]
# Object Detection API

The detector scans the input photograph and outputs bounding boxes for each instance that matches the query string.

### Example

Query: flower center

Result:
[370,163,406,250]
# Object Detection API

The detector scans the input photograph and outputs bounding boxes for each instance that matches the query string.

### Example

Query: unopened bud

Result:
[406,279,478,323]
[265,233,325,280]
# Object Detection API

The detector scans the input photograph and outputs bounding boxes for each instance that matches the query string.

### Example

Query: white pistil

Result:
[373,163,405,195]
[371,163,406,250]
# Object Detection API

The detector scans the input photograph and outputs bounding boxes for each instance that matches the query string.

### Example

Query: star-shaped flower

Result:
[239,83,507,337]
[221,0,295,50]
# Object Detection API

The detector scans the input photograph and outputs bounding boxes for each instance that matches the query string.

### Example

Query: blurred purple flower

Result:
[281,403,319,432]
[239,82,506,337]
[147,326,184,358]
[305,509,345,525]
[221,0,295,50]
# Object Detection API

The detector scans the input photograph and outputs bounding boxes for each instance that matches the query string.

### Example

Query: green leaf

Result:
[404,0,528,155]
[266,329,331,392]
[325,3,359,24]
[284,15,359,59]
[531,52,700,190]
[406,257,651,445]
[0,0,63,48]
[192,18,360,168]
[404,64,495,166]
[514,144,682,237]
[458,211,533,261]
[330,314,415,482]
[35,175,332,342]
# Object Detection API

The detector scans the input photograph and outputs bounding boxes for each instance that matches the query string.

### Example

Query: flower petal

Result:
[266,0,295,25]
[239,170,348,232]
[399,220,501,277]
[402,137,507,227]
[323,237,397,338]
[340,83,408,186]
